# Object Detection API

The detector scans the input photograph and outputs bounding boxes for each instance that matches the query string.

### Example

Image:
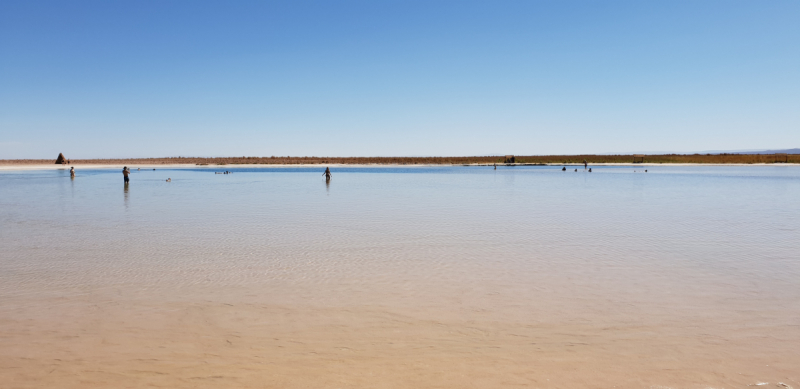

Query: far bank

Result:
[1,153,798,167]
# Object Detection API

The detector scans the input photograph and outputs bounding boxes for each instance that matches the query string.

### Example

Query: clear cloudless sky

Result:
[1,0,798,158]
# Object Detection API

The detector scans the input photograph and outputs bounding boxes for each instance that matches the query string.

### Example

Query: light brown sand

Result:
[2,283,798,389]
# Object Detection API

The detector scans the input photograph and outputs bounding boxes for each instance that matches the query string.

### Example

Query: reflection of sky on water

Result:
[1,165,799,322]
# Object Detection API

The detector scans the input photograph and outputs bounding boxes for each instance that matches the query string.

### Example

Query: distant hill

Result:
[600,148,800,155]
[728,148,800,155]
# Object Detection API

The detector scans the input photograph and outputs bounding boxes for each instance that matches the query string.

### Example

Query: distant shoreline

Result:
[1,161,798,172]
[1,154,798,168]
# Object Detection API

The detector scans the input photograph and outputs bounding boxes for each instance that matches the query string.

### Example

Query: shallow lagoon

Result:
[1,165,799,388]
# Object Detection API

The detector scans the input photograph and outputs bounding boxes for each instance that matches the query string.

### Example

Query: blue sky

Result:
[1,1,798,158]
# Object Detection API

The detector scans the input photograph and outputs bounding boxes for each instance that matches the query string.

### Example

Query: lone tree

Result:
[55,153,66,164]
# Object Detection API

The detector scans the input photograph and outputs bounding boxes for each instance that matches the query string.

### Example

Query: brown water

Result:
[1,165,799,388]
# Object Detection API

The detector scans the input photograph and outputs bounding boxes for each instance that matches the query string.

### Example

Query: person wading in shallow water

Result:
[122,166,131,184]
[70,167,75,178]
[323,167,332,180]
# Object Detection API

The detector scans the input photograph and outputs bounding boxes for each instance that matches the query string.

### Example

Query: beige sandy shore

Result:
[3,283,799,389]
[0,276,800,389]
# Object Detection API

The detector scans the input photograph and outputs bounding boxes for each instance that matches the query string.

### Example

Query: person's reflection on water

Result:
[325,177,330,193]
[124,184,129,209]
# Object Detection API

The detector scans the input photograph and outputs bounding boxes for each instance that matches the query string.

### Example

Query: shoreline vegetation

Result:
[1,153,798,166]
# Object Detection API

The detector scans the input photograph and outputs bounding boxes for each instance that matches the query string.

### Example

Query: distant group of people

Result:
[492,159,595,172]
[65,166,337,184]
[68,163,659,188]
[560,159,592,172]
[116,166,331,183]
[117,166,332,183]
[64,162,658,185]
[69,166,174,183]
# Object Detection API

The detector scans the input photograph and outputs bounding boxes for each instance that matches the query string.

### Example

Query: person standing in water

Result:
[323,167,332,180]
[122,166,131,184]
[70,167,75,178]
[583,159,588,169]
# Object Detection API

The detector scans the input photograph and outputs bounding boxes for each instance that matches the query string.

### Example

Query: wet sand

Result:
[2,282,798,389]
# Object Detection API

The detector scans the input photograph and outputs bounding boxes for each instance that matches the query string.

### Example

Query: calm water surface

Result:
[1,165,799,388]
[3,165,798,295]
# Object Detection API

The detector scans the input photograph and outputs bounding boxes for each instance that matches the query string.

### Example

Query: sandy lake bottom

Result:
[1,165,799,388]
